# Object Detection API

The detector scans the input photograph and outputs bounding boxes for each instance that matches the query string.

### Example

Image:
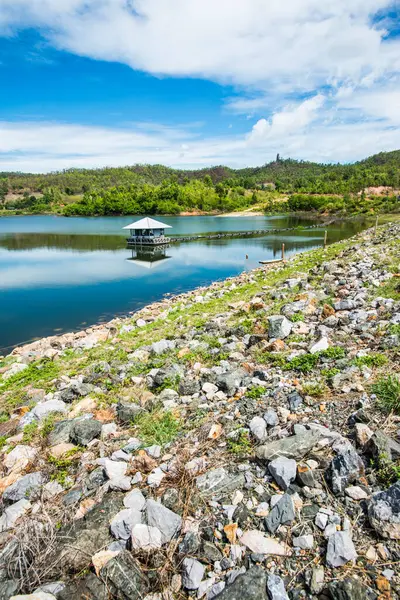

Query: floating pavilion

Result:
[123,217,172,246]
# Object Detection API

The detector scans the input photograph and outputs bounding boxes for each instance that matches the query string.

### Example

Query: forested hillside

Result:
[1,150,399,216]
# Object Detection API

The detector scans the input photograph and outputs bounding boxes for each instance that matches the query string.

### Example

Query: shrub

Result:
[133,410,181,446]
[372,374,400,414]
[354,353,388,368]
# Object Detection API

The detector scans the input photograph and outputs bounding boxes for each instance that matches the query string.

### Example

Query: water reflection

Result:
[127,247,172,270]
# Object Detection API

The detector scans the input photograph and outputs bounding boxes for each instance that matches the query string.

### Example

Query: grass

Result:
[320,346,346,360]
[372,453,400,486]
[22,422,39,443]
[227,431,252,456]
[0,436,7,451]
[133,410,182,446]
[302,381,328,398]
[0,358,60,393]
[246,386,267,399]
[354,352,388,368]
[290,313,304,322]
[371,374,400,414]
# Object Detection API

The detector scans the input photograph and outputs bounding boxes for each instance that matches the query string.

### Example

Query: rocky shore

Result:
[0,223,400,600]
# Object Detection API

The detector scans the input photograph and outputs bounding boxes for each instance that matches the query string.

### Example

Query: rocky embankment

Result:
[1,224,400,600]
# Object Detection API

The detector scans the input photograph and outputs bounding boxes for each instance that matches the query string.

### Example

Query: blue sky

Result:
[0,1,399,173]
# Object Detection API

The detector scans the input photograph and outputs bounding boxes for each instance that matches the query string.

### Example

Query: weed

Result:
[133,410,181,446]
[22,422,38,443]
[354,353,388,368]
[0,414,8,423]
[320,346,346,360]
[372,453,400,486]
[321,367,340,381]
[302,381,328,397]
[227,431,252,456]
[48,451,80,486]
[0,436,7,451]
[286,353,319,373]
[388,324,400,336]
[246,386,267,399]
[290,313,304,322]
[371,374,400,414]
[0,359,60,393]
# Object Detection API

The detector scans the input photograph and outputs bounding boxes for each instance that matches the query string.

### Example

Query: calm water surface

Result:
[0,215,369,352]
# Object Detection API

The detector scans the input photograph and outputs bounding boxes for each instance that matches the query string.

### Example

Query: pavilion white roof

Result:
[122,217,172,230]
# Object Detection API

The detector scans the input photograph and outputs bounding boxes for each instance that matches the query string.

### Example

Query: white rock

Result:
[123,488,146,510]
[309,337,329,354]
[4,445,37,473]
[147,468,165,487]
[292,534,314,549]
[103,458,127,479]
[326,531,357,567]
[249,416,267,442]
[345,486,369,500]
[110,508,142,540]
[109,476,131,491]
[182,558,205,590]
[131,524,162,550]
[2,362,28,381]
[240,530,290,556]
[315,512,328,530]
[10,594,56,600]
[0,499,31,532]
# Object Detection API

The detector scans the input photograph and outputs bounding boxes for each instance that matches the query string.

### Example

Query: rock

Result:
[4,445,37,474]
[266,574,289,600]
[268,457,297,490]
[182,558,205,590]
[249,416,267,442]
[213,566,268,600]
[268,315,292,340]
[29,399,67,422]
[216,369,246,396]
[92,550,119,576]
[265,493,295,533]
[131,524,162,550]
[179,378,200,395]
[69,419,102,446]
[326,446,364,494]
[9,594,56,600]
[365,430,400,463]
[116,402,143,424]
[3,472,44,504]
[57,573,108,600]
[315,512,329,530]
[310,566,324,594]
[196,468,245,499]
[326,531,357,567]
[110,508,142,540]
[100,550,149,600]
[287,391,303,412]
[309,337,329,354]
[345,486,369,500]
[2,362,28,380]
[199,540,223,563]
[240,530,290,556]
[123,488,146,510]
[355,423,373,447]
[368,481,400,539]
[0,499,31,532]
[327,577,377,600]
[292,534,314,549]
[102,458,127,479]
[0,580,19,599]
[256,429,321,461]
[264,408,278,427]
[48,420,73,445]
[146,499,182,543]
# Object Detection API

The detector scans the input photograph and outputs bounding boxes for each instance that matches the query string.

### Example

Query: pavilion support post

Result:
[324,230,327,249]
[281,243,285,261]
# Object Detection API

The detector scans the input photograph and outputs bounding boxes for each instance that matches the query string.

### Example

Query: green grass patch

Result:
[354,352,388,368]
[302,381,328,397]
[133,410,181,446]
[0,359,60,393]
[227,431,252,456]
[371,374,400,414]
[320,346,346,360]
[290,313,304,322]
[246,386,267,399]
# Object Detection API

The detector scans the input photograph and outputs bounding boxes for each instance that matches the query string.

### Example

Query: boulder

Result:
[368,481,400,539]
[268,316,292,340]
[268,457,297,490]
[213,566,268,600]
[326,531,357,567]
[146,499,182,543]
[267,574,289,600]
[110,508,142,540]
[326,445,364,494]
[131,524,162,550]
[3,472,45,504]
[256,429,321,461]
[100,551,149,600]
[182,558,205,590]
[196,468,245,500]
[69,419,102,446]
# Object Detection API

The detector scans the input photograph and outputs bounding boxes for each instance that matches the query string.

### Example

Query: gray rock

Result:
[268,315,292,340]
[100,550,149,600]
[213,566,268,600]
[48,419,74,445]
[368,481,400,539]
[267,574,289,600]
[326,446,364,494]
[287,391,303,412]
[268,457,297,490]
[265,493,295,534]
[216,369,246,396]
[327,577,377,600]
[181,557,205,590]
[0,580,19,600]
[116,402,143,424]
[110,508,142,540]
[309,566,325,594]
[249,416,267,442]
[365,430,400,463]
[179,378,200,395]
[58,573,108,600]
[3,472,45,504]
[256,429,321,461]
[196,468,245,499]
[326,531,357,567]
[264,408,278,427]
[146,499,182,543]
[123,488,146,510]
[69,419,102,446]
[292,534,314,549]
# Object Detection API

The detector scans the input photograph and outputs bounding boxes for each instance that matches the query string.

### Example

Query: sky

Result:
[0,0,399,173]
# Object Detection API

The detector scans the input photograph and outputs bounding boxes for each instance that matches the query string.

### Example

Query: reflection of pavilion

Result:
[126,246,171,269]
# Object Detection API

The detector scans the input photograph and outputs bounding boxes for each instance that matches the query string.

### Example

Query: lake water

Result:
[0,214,369,353]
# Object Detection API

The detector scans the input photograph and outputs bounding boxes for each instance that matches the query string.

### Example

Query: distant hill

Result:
[1,150,399,197]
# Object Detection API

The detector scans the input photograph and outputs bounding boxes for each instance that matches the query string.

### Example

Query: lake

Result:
[0,214,369,353]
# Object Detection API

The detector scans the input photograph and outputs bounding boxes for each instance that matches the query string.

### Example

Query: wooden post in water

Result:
[281,243,285,261]
[324,230,327,249]
[375,215,379,236]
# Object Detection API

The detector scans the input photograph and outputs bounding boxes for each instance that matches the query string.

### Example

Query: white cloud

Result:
[0,0,398,91]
